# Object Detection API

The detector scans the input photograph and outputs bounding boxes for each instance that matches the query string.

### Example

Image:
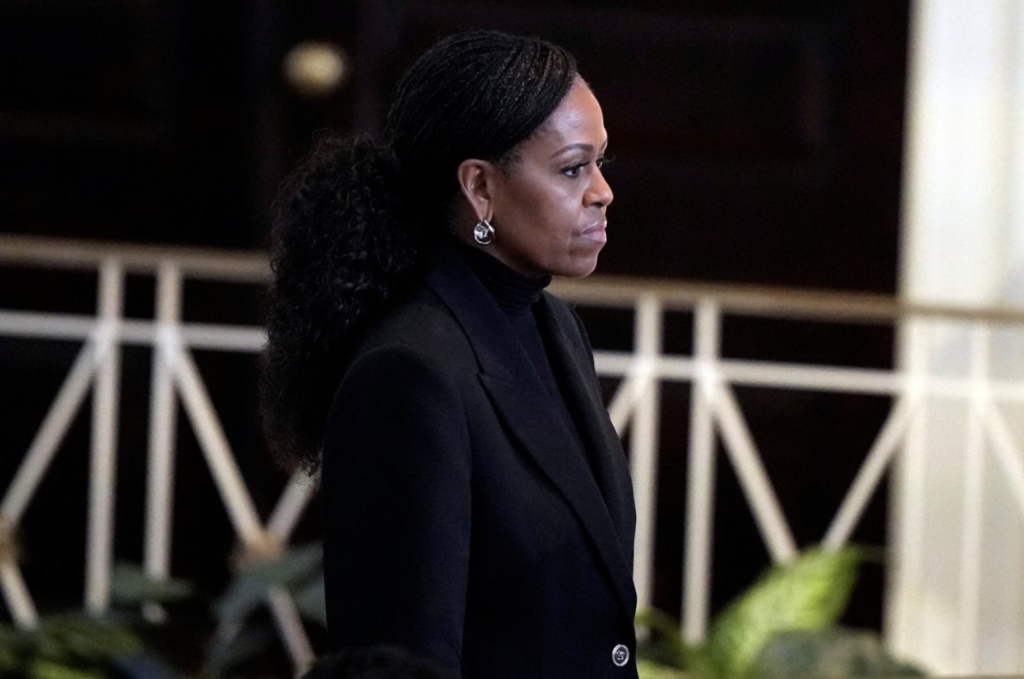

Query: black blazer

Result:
[322,245,639,679]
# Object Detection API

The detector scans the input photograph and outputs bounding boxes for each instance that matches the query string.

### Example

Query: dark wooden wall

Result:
[0,0,909,646]
[0,0,907,291]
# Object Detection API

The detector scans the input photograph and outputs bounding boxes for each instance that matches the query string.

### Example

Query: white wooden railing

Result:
[3,235,1024,673]
[0,236,317,667]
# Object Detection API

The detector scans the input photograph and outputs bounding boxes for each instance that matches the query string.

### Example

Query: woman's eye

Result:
[562,163,585,178]
[563,153,612,177]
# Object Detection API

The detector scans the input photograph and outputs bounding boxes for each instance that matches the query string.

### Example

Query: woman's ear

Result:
[456,158,496,224]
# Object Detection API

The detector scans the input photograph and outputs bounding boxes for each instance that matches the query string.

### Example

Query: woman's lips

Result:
[581,220,608,243]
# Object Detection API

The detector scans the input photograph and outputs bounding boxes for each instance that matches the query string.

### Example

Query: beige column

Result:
[894,0,1024,673]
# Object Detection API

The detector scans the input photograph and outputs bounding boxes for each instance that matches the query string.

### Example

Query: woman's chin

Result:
[555,255,600,279]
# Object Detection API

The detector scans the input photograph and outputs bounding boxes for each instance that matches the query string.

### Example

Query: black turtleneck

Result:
[453,240,591,472]
[453,240,552,315]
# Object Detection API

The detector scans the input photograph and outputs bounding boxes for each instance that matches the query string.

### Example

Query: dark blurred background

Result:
[0,0,909,655]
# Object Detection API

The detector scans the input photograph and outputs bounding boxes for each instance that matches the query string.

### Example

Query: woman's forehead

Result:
[529,82,607,154]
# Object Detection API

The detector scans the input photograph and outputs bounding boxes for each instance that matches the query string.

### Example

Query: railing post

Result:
[171,344,265,545]
[631,293,663,616]
[888,318,930,660]
[267,588,316,674]
[959,324,990,669]
[986,399,1024,521]
[266,471,318,543]
[144,261,182,621]
[86,258,124,615]
[0,551,36,628]
[0,342,98,628]
[683,298,720,644]
[823,396,916,550]
[1,343,98,527]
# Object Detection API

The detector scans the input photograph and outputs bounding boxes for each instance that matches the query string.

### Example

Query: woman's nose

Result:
[587,168,614,208]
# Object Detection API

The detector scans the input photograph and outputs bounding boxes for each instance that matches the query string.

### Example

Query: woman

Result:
[262,30,637,678]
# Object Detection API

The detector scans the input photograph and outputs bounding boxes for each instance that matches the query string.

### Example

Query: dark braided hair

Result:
[261,30,578,470]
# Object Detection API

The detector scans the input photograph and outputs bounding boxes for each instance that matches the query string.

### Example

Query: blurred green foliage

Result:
[636,546,926,679]
[205,543,325,676]
[0,546,328,679]
[0,562,188,679]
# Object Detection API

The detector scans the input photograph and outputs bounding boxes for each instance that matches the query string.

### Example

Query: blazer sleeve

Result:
[321,342,472,670]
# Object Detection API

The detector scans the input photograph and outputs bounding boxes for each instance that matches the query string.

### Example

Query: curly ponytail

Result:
[261,135,421,468]
[261,30,578,470]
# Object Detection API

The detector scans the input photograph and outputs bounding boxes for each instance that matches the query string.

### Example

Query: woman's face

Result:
[477,79,613,278]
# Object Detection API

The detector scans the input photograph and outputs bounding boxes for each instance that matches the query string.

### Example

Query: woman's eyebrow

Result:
[550,142,593,158]
[549,140,608,159]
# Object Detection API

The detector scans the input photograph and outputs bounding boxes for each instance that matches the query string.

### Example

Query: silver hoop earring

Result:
[473,219,495,246]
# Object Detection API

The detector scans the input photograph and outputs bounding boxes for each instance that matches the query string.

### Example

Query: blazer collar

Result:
[424,245,637,618]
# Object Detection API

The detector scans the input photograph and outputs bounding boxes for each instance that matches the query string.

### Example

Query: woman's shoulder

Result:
[353,284,472,364]
[333,286,478,414]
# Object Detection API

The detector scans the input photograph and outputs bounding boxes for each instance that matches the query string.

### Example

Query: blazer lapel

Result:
[535,295,637,570]
[424,246,637,618]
